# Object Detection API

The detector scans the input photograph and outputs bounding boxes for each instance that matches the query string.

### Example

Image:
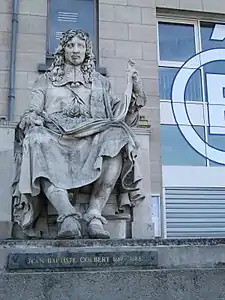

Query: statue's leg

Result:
[41,179,81,238]
[84,153,122,239]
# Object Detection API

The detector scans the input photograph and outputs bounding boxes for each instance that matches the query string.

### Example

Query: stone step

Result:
[1,268,225,300]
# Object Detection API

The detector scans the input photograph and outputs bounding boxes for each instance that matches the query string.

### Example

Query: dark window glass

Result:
[48,0,95,54]
[208,127,225,166]
[158,22,196,62]
[203,60,225,75]
[159,67,203,101]
[200,22,225,51]
[207,127,225,162]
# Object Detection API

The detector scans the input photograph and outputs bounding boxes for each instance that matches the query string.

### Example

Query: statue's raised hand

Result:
[126,59,139,84]
[126,59,142,96]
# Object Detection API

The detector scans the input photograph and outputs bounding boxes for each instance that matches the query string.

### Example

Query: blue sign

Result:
[48,0,94,54]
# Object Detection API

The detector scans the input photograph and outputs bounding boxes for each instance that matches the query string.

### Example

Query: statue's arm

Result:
[19,74,47,131]
[124,76,147,126]
[29,73,47,113]
[105,77,146,127]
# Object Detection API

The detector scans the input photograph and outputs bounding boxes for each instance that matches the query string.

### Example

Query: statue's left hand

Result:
[19,111,44,132]
[126,59,142,95]
[126,59,139,83]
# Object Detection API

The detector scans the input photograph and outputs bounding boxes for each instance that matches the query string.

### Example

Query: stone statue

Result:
[12,29,147,239]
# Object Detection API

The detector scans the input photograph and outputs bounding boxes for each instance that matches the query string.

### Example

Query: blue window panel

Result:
[209,160,225,167]
[203,61,225,75]
[159,67,203,101]
[209,160,225,166]
[200,22,225,51]
[208,130,225,149]
[208,128,225,166]
[48,0,94,54]
[158,22,196,62]
[208,127,225,165]
[161,124,207,166]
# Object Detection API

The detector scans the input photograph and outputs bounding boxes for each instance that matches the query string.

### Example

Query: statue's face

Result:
[64,36,86,66]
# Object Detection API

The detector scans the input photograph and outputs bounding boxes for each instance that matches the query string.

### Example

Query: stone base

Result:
[1,239,225,299]
[1,269,225,300]
[0,221,12,239]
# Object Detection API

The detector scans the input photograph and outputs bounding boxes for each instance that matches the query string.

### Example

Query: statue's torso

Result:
[45,81,92,116]
[40,68,111,120]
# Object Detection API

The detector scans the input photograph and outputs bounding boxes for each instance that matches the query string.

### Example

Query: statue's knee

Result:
[101,180,114,191]
[41,179,66,198]
[104,153,122,167]
[30,131,51,147]
[105,154,122,175]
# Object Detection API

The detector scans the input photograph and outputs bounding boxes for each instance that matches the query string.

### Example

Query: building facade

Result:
[1,0,225,239]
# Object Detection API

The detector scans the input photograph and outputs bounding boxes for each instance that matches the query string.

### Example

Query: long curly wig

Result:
[48,29,95,84]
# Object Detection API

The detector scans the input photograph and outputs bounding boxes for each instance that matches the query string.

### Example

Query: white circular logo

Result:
[172,48,225,165]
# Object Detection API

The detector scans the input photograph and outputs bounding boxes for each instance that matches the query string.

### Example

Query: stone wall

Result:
[156,0,225,13]
[99,0,161,195]
[0,1,12,117]
[0,0,47,121]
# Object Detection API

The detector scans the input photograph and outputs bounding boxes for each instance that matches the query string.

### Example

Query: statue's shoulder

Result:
[32,72,49,88]
[93,71,111,90]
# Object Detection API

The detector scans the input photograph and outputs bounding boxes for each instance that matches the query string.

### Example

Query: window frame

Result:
[157,18,200,68]
[157,18,203,104]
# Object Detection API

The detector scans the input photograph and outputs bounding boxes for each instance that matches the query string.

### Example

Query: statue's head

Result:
[48,29,95,83]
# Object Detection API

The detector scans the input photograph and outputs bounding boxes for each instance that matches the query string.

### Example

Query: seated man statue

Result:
[12,29,146,239]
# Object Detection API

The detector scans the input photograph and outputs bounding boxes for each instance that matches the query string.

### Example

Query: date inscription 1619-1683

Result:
[7,250,158,270]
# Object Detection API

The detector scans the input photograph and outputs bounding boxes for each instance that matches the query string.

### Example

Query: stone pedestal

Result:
[0,124,15,239]
[1,239,225,299]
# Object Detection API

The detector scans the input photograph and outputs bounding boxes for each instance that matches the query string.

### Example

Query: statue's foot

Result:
[88,218,110,239]
[58,216,81,239]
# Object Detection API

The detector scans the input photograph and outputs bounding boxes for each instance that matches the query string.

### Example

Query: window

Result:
[158,22,196,62]
[47,0,97,55]
[201,22,225,51]
[158,19,225,167]
[161,124,206,166]
[159,67,203,101]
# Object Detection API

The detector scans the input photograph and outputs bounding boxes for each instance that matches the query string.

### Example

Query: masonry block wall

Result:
[0,0,162,197]
[99,0,161,195]
[0,0,47,120]
[156,0,225,13]
[0,0,12,117]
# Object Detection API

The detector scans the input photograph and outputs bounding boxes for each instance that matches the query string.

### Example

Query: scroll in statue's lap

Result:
[19,125,130,196]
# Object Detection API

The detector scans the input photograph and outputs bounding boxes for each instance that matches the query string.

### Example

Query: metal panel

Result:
[165,187,225,238]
